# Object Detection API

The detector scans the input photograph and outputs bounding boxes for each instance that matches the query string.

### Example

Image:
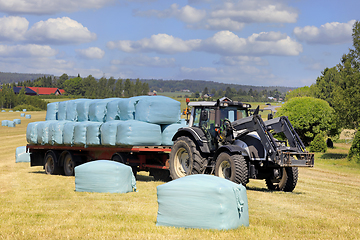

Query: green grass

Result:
[1,111,360,239]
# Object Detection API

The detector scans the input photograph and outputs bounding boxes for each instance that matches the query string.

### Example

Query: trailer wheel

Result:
[44,151,62,175]
[63,152,75,176]
[215,152,249,186]
[265,167,298,192]
[169,136,207,180]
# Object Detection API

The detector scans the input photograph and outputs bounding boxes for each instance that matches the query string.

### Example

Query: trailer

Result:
[27,144,172,181]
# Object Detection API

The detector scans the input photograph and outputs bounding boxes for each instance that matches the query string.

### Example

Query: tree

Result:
[203,87,209,96]
[64,77,83,96]
[123,79,133,98]
[114,79,123,97]
[285,86,316,101]
[275,97,339,145]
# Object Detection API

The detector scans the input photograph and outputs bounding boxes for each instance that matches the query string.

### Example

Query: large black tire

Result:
[214,152,249,186]
[169,136,207,180]
[63,152,75,176]
[265,167,298,192]
[44,151,62,175]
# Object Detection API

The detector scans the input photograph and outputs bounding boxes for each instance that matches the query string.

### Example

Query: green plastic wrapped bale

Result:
[25,114,31,119]
[100,120,121,146]
[8,121,16,127]
[75,160,137,193]
[2,120,9,126]
[156,175,249,230]
[13,119,21,124]
[86,122,102,146]
[15,146,30,163]
[26,122,41,144]
[46,102,59,120]
[116,120,161,146]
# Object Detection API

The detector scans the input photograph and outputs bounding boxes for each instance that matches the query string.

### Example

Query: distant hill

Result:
[0,72,53,84]
[0,72,294,93]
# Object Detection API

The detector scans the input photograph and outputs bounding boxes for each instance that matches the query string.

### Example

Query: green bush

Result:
[13,104,43,111]
[348,130,360,163]
[309,134,327,152]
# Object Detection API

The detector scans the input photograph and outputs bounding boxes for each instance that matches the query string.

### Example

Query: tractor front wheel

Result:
[265,167,298,192]
[214,152,249,186]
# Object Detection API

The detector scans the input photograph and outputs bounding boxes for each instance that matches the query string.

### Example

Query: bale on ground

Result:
[156,175,249,230]
[25,114,31,119]
[2,120,9,126]
[75,160,136,193]
[15,146,30,163]
[20,113,25,117]
[8,121,16,127]
[13,119,21,124]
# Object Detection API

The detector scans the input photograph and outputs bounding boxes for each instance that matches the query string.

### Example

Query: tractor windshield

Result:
[220,107,248,122]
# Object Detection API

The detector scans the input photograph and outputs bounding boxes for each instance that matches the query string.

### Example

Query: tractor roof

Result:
[188,97,251,109]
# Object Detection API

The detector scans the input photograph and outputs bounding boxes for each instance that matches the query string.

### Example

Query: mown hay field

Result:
[1,111,360,239]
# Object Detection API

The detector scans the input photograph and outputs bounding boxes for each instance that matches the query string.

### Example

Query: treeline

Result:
[0,84,47,110]
[0,72,52,85]
[286,21,360,130]
[191,86,284,102]
[17,74,150,99]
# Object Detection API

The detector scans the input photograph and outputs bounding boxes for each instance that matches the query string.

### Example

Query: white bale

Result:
[86,122,102,146]
[76,99,94,122]
[2,120,9,126]
[15,146,30,163]
[73,122,90,146]
[100,120,121,146]
[46,102,59,120]
[118,96,145,120]
[13,119,21,124]
[89,99,114,122]
[116,120,161,146]
[49,121,70,145]
[106,98,122,122]
[26,122,41,144]
[57,101,68,120]
[63,122,77,145]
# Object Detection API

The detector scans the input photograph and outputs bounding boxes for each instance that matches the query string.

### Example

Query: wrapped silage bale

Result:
[156,175,249,230]
[49,121,70,145]
[26,122,41,144]
[86,122,102,146]
[135,96,181,124]
[1,110,5,112]
[57,101,68,120]
[2,120,9,126]
[37,121,56,144]
[8,121,16,127]
[13,119,21,124]
[77,99,94,122]
[118,96,145,120]
[15,146,30,163]
[23,109,27,112]
[66,99,87,121]
[75,160,137,193]
[105,98,122,122]
[20,113,25,117]
[9,110,13,112]
[73,122,90,146]
[100,120,121,146]
[25,114,31,119]
[161,122,187,146]
[89,99,114,122]
[116,120,162,146]
[45,102,59,120]
[63,121,77,145]
[16,110,20,112]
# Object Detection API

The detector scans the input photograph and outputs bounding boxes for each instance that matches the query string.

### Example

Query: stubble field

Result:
[0,111,359,239]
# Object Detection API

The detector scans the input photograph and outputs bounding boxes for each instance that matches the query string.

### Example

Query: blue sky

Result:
[0,0,358,87]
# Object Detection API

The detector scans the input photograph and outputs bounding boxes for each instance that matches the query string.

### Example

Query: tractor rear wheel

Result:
[214,152,249,186]
[265,167,298,192]
[169,136,207,180]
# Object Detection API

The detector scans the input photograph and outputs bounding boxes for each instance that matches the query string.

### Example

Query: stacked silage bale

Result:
[26,96,185,147]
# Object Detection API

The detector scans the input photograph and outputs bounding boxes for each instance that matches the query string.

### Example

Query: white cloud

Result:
[201,18,245,31]
[216,56,268,66]
[0,44,58,58]
[200,31,302,56]
[111,55,176,67]
[107,33,201,54]
[0,0,115,15]
[0,16,29,41]
[26,17,97,45]
[76,47,105,59]
[134,3,206,23]
[293,20,356,45]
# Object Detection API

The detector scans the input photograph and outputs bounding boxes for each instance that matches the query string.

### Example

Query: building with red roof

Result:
[27,87,65,95]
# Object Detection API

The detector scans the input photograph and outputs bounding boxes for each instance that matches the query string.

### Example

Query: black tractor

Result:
[169,97,314,192]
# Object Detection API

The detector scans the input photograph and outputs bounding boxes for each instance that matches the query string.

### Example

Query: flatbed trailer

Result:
[27,144,172,180]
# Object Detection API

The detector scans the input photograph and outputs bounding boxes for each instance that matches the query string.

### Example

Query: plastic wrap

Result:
[15,146,30,163]
[25,114,31,119]
[73,122,90,146]
[23,109,27,112]
[26,122,41,144]
[118,96,145,120]
[49,121,70,145]
[76,99,94,122]
[135,96,181,124]
[37,121,56,145]
[89,99,114,122]
[46,102,59,120]
[75,160,136,193]
[57,101,68,120]
[13,119,21,124]
[20,113,25,117]
[161,122,187,146]
[2,120,9,126]
[63,122,77,145]
[100,120,121,146]
[86,122,102,146]
[8,121,16,127]
[106,98,122,122]
[1,110,5,112]
[156,175,249,230]
[116,120,162,146]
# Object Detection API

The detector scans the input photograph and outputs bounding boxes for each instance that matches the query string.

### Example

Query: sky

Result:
[0,0,359,87]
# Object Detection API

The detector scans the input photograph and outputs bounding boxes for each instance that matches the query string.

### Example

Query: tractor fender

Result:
[172,127,210,153]
[213,145,248,162]
[235,132,267,161]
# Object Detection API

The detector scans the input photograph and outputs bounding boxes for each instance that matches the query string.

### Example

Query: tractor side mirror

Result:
[268,113,273,120]
[200,110,208,122]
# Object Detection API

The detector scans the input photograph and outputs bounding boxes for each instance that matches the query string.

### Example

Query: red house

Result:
[27,87,65,95]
